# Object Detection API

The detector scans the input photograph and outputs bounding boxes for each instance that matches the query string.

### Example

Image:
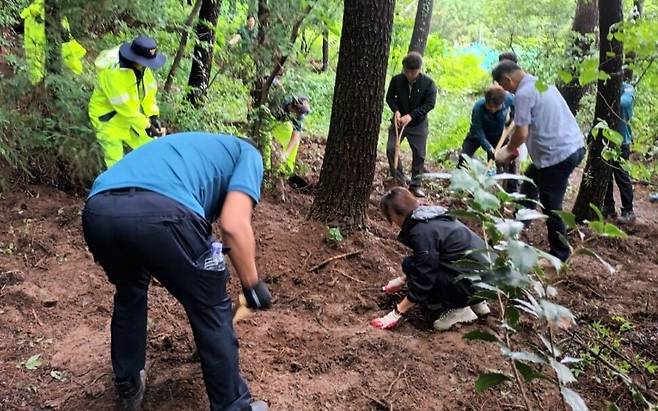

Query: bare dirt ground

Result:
[0,140,656,410]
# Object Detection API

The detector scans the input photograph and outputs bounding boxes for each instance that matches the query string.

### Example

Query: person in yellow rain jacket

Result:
[272,95,311,176]
[20,0,86,84]
[88,36,166,168]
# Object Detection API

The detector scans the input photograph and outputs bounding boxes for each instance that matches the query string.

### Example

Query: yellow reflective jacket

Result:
[88,46,160,136]
[20,0,87,84]
[60,17,86,75]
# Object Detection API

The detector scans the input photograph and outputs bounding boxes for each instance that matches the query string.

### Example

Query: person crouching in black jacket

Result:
[371,187,491,331]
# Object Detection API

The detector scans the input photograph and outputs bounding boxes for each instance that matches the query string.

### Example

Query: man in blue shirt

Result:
[459,86,514,162]
[603,80,636,223]
[82,133,270,411]
[458,86,517,191]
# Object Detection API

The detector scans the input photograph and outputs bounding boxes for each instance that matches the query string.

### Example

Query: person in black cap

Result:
[270,95,311,176]
[88,35,167,168]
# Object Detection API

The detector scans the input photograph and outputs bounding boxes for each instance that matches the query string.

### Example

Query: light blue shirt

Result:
[89,133,264,222]
[618,82,635,145]
[514,75,584,168]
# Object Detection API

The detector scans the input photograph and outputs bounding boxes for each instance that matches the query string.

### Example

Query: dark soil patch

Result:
[0,141,656,410]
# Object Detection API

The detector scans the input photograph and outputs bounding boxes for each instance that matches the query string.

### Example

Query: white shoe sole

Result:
[471,302,491,316]
[433,308,478,331]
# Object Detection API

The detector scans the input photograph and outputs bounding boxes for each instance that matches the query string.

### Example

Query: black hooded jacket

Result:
[397,206,486,305]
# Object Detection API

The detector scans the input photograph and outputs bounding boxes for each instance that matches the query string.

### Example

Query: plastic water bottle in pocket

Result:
[203,241,226,271]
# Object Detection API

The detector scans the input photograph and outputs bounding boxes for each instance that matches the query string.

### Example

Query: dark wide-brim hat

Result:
[119,35,166,69]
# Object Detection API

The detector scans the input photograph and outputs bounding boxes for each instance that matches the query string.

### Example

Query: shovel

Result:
[487,120,516,174]
[232,293,253,325]
[384,120,407,189]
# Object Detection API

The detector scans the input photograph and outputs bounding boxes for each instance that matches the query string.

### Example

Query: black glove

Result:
[145,124,160,137]
[150,116,162,131]
[487,148,496,162]
[242,281,272,309]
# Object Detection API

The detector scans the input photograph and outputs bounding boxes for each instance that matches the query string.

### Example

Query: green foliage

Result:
[327,226,343,243]
[423,156,637,409]
[23,354,42,370]
[475,372,511,393]
[573,315,656,408]
[0,69,102,189]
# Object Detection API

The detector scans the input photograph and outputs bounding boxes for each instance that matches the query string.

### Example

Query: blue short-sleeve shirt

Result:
[89,132,264,222]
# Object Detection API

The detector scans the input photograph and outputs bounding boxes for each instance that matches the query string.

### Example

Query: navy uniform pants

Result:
[82,188,252,411]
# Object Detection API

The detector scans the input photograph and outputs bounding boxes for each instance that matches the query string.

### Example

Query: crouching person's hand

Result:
[242,280,272,309]
[382,276,406,294]
[371,308,402,330]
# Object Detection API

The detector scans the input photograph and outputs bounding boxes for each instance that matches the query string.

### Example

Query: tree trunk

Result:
[309,0,395,229]
[572,0,623,221]
[557,0,598,116]
[257,4,311,106]
[186,0,221,107]
[408,0,434,55]
[165,0,203,93]
[321,26,329,72]
[257,0,269,47]
[44,0,63,77]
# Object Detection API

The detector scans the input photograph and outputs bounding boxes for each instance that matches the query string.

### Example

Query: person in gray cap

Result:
[88,35,167,168]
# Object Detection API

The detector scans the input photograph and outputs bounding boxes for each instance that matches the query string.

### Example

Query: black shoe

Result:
[250,400,269,411]
[602,206,617,219]
[616,210,636,224]
[116,369,146,411]
[410,187,426,198]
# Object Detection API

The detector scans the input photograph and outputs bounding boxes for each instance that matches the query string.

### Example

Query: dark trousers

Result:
[458,136,518,193]
[401,257,475,309]
[604,144,634,213]
[386,121,428,188]
[82,189,251,411]
[520,147,585,262]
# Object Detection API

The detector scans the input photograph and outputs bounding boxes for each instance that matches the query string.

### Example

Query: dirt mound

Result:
[0,141,656,410]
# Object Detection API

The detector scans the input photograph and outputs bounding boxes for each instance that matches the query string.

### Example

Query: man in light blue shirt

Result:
[83,133,270,411]
[492,60,585,262]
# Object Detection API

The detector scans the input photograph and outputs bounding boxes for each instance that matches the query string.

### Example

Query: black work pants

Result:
[520,147,585,262]
[604,144,634,213]
[82,189,251,411]
[401,257,475,309]
[386,121,428,188]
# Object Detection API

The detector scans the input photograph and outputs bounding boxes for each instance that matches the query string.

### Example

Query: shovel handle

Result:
[393,121,406,172]
[487,120,515,170]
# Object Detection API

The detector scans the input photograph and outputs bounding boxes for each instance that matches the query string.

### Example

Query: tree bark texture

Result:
[572,0,623,221]
[408,0,434,55]
[257,0,269,47]
[186,0,221,107]
[309,0,395,229]
[44,0,63,77]
[165,0,203,92]
[558,0,598,116]
[321,26,329,72]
